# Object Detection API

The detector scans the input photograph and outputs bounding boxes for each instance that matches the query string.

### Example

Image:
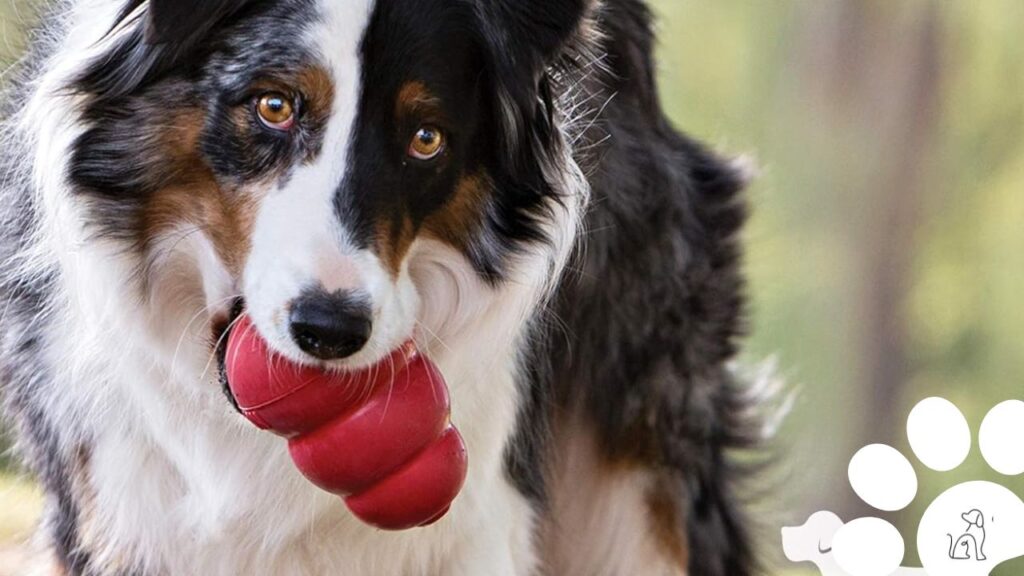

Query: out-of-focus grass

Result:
[0,472,42,576]
[0,472,41,544]
[0,2,39,574]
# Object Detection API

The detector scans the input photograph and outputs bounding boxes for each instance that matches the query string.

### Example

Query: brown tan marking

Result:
[367,81,479,276]
[540,414,689,576]
[296,64,336,163]
[297,65,335,117]
[422,172,491,251]
[373,171,493,277]
[374,214,416,277]
[395,81,442,122]
[144,67,334,276]
[142,64,335,274]
[145,182,263,278]
[648,477,691,568]
[144,109,263,278]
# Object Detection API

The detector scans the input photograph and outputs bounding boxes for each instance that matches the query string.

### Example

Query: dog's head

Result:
[66,0,589,369]
[962,509,984,528]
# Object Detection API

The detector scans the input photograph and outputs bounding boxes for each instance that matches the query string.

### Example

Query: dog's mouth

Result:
[214,298,247,412]
[213,301,467,530]
[213,300,416,413]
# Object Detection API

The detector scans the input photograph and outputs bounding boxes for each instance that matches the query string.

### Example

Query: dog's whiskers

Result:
[414,319,452,355]
[169,294,240,382]
[200,310,248,385]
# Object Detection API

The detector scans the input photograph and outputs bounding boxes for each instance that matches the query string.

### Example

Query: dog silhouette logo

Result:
[948,509,987,561]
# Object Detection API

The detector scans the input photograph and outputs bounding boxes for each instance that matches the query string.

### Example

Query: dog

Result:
[0,0,764,574]
[949,509,987,561]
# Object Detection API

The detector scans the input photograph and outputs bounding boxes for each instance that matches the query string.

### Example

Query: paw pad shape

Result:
[784,398,1024,576]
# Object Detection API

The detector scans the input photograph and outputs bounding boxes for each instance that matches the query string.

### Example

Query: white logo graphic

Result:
[782,511,925,576]
[782,398,1024,576]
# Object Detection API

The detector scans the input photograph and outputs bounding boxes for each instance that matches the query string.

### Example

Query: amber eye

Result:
[408,126,445,161]
[256,92,296,130]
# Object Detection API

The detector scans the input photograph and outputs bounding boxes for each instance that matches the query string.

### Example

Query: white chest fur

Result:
[53,238,546,575]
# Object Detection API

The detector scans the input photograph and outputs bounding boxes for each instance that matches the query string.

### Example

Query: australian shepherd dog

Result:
[0,0,767,574]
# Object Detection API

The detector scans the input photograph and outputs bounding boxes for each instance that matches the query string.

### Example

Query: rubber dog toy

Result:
[224,315,468,530]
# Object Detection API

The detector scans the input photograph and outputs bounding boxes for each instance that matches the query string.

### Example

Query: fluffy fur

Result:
[0,0,763,574]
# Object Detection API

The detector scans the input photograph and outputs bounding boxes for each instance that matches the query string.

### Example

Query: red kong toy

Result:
[224,315,468,530]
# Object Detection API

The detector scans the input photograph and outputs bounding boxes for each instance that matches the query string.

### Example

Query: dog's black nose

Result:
[289,290,372,360]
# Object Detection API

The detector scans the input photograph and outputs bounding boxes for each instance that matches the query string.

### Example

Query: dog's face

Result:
[68,0,586,368]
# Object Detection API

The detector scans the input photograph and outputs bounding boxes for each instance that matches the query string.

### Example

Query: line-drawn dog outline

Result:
[948,509,988,561]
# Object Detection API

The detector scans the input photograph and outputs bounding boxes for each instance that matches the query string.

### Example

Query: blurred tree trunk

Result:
[795,0,944,517]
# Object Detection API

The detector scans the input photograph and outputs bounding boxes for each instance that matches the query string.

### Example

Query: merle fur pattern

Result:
[0,4,100,572]
[0,0,762,574]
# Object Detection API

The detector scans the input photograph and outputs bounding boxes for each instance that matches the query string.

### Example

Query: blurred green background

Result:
[1,1,1023,574]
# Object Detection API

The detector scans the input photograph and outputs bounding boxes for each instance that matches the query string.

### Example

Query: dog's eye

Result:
[408,126,445,161]
[256,92,296,131]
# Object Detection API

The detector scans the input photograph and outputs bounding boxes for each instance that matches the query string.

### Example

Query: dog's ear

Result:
[476,0,589,91]
[74,0,254,102]
[478,0,588,72]
[963,510,983,526]
[145,0,247,47]
[473,0,590,160]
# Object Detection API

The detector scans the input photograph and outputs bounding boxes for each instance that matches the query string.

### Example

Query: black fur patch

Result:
[509,1,762,574]
[337,0,587,282]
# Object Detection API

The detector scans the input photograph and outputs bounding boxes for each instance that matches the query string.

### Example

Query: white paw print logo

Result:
[783,398,1024,576]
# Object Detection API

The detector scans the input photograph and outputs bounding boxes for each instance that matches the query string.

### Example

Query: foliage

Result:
[652,0,1024,571]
